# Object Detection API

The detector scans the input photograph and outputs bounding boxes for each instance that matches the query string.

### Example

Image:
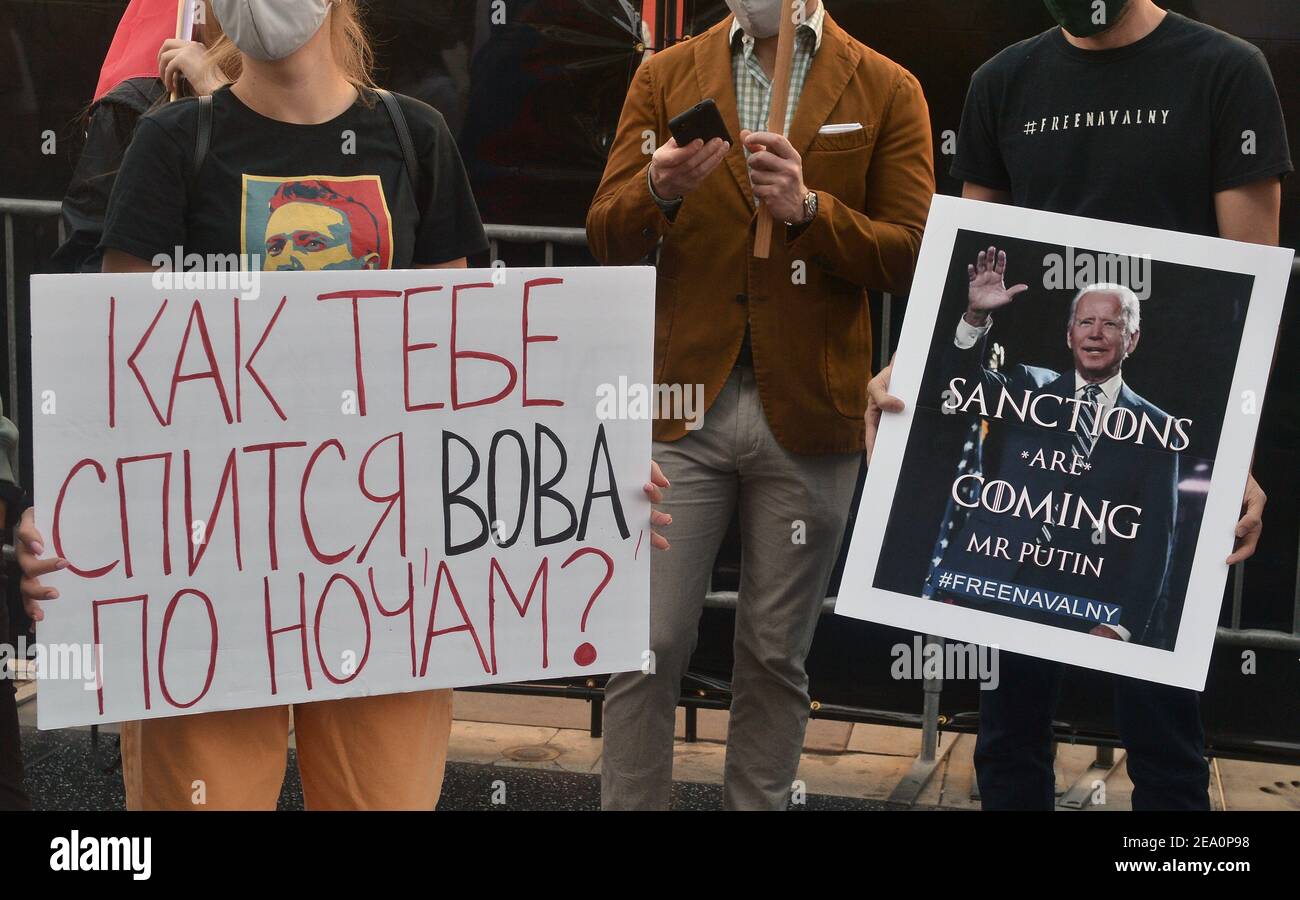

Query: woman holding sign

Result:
[19,0,671,811]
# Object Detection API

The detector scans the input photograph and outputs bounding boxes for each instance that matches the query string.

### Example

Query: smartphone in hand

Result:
[668,99,732,148]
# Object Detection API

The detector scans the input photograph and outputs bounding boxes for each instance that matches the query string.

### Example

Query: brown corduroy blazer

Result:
[586,12,935,455]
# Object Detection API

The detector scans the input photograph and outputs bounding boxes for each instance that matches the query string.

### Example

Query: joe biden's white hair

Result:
[1068,282,1141,338]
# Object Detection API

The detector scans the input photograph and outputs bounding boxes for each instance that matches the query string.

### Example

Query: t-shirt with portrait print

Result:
[101,84,488,269]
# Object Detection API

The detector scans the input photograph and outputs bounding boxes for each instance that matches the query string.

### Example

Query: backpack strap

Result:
[190,94,213,195]
[374,88,421,205]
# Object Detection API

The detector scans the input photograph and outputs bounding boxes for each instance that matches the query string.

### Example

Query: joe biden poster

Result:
[836,196,1293,690]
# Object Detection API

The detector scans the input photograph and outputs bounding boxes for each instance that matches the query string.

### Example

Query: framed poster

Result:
[836,196,1293,690]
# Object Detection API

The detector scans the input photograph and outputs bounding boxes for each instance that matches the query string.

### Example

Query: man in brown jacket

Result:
[587,0,933,809]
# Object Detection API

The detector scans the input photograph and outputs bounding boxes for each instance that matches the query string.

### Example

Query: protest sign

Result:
[837,196,1293,689]
[29,266,654,728]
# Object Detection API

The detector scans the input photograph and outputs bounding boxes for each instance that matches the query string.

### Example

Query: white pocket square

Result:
[818,122,863,134]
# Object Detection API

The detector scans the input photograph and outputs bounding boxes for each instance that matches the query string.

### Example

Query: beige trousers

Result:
[601,366,861,809]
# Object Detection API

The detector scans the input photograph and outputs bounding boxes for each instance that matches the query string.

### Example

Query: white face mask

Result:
[725,0,782,39]
[211,0,333,62]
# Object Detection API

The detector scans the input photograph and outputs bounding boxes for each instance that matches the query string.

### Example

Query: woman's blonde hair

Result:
[203,0,377,98]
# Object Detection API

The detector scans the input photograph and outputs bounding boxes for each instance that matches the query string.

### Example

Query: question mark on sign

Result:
[560,546,614,667]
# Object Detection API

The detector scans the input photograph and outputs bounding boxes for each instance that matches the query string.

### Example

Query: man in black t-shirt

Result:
[868,0,1291,810]
[951,1,1291,238]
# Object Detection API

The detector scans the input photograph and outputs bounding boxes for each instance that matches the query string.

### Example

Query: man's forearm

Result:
[585,59,672,264]
[587,159,672,264]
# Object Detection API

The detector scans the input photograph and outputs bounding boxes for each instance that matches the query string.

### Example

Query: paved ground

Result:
[17,727,888,811]
[14,686,1300,811]
[445,692,1300,811]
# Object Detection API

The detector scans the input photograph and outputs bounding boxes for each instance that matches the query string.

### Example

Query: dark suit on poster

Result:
[938,335,1179,648]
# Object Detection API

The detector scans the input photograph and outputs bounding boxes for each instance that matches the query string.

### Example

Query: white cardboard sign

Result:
[29,266,654,728]
[836,196,1292,690]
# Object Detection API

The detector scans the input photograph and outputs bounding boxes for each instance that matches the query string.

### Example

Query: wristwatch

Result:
[785,190,818,227]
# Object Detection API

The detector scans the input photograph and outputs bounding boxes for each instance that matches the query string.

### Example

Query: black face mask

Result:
[1043,0,1130,38]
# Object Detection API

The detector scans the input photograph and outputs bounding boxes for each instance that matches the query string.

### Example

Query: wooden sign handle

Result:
[752,0,798,259]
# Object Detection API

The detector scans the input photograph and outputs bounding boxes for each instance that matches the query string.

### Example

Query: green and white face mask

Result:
[1043,0,1130,38]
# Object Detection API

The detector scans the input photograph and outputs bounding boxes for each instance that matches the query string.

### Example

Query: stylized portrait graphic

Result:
[931,247,1180,647]
[242,175,394,271]
[838,198,1291,689]
[870,228,1254,654]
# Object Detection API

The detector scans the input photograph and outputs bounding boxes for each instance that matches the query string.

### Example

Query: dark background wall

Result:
[2,2,1296,238]
[0,0,1296,757]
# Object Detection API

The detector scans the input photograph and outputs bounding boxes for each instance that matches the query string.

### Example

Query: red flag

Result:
[92,0,187,102]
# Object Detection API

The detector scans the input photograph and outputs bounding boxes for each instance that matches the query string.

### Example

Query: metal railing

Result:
[6,200,1300,631]
[475,218,1300,791]
[4,197,1299,781]
[484,223,587,266]
[2,197,62,422]
[5,198,1299,651]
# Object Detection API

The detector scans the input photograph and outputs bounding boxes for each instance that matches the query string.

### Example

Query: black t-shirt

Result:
[101,85,488,269]
[53,77,167,274]
[952,11,1292,234]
